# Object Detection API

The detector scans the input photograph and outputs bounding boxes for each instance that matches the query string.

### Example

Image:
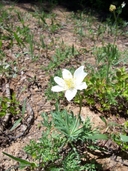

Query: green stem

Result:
[55,94,60,112]
[70,142,80,161]
[79,93,83,117]
[106,62,110,85]
[113,11,117,44]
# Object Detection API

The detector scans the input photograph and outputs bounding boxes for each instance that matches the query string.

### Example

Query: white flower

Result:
[51,66,87,101]
[121,2,126,8]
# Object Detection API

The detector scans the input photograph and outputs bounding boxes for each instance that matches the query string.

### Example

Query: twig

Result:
[3,83,11,124]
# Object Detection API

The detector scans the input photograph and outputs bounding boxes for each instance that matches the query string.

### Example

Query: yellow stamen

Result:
[64,78,75,89]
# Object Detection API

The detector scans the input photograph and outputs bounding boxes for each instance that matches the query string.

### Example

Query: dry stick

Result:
[2,82,11,126]
[9,100,34,140]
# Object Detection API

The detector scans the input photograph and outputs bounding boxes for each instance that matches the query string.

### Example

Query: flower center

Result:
[64,78,75,89]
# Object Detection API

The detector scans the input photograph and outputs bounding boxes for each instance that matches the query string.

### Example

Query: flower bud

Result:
[109,4,116,12]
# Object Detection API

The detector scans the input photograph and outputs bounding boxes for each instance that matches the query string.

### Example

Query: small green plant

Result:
[0,92,19,117]
[4,66,108,170]
[4,109,106,170]
[48,14,61,33]
[28,33,34,57]
[112,133,128,151]
[83,43,128,114]
[45,44,78,71]
[10,99,26,131]
[103,118,128,151]
[84,66,128,113]
[109,2,126,42]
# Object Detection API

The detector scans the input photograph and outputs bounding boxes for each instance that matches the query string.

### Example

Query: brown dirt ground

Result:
[0,1,128,171]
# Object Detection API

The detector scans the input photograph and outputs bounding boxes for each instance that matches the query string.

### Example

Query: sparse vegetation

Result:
[1,0,128,170]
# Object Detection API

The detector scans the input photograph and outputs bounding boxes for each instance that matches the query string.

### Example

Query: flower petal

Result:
[62,69,73,80]
[74,66,87,84]
[54,76,65,87]
[65,89,77,101]
[51,85,65,92]
[76,82,87,90]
